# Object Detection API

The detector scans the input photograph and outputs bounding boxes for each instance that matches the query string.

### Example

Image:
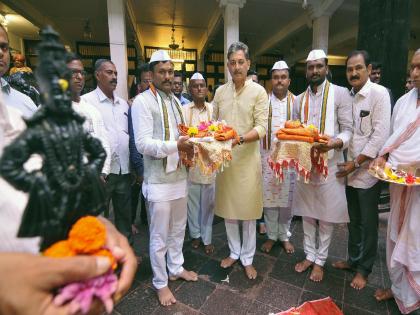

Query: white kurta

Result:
[292,82,352,223]
[382,88,420,314]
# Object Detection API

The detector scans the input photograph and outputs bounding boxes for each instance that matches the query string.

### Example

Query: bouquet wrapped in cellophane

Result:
[178,121,237,176]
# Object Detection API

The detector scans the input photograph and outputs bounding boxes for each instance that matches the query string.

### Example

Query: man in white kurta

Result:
[260,61,295,255]
[293,50,352,282]
[131,50,198,306]
[373,50,420,314]
[182,73,216,254]
[213,42,268,280]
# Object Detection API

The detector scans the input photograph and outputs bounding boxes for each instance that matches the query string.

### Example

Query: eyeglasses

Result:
[0,42,9,53]
[70,69,87,77]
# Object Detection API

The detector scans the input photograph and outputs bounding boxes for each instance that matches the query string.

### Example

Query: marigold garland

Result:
[43,240,75,258]
[68,216,106,254]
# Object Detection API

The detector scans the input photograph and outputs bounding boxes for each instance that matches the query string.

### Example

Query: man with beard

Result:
[213,42,268,280]
[373,49,420,314]
[82,59,132,243]
[182,72,215,255]
[172,71,190,105]
[293,49,353,282]
[333,50,391,290]
[260,60,295,255]
[66,53,111,180]
[131,50,198,306]
[0,24,37,118]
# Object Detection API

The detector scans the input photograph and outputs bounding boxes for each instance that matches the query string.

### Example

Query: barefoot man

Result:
[213,42,268,279]
[334,50,391,290]
[260,60,295,255]
[374,49,420,314]
[293,49,353,282]
[132,50,198,306]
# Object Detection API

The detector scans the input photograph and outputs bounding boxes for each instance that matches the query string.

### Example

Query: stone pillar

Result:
[312,15,329,53]
[107,0,128,100]
[357,0,412,99]
[219,0,246,81]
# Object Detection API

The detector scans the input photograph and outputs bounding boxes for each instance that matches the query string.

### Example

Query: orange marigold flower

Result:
[93,248,118,270]
[68,216,106,254]
[43,240,76,258]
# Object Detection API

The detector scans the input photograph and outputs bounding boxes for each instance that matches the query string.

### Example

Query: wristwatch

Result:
[238,135,245,145]
[353,160,360,168]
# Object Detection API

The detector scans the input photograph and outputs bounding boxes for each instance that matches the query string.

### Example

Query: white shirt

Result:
[72,99,111,175]
[132,89,187,202]
[347,80,391,189]
[270,93,289,131]
[1,78,37,119]
[82,87,130,175]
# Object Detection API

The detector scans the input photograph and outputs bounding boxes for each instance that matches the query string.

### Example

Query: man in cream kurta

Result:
[260,61,295,255]
[131,50,198,307]
[213,42,268,280]
[373,50,420,314]
[182,72,216,255]
[293,50,352,282]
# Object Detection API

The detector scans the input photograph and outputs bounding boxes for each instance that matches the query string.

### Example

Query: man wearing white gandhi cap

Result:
[292,49,353,282]
[131,49,198,306]
[182,72,216,255]
[260,60,296,255]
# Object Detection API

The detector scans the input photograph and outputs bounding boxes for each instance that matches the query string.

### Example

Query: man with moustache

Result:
[172,71,190,105]
[260,60,295,255]
[82,59,132,243]
[213,42,268,280]
[182,72,216,255]
[293,49,353,282]
[66,53,111,180]
[0,24,37,118]
[373,49,420,314]
[131,50,198,306]
[333,50,390,290]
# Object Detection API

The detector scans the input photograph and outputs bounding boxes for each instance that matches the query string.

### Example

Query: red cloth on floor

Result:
[276,297,343,315]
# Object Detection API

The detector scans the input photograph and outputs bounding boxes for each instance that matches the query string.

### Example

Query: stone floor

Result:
[112,214,403,315]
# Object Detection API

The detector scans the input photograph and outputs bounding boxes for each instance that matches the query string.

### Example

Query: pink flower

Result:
[54,270,118,314]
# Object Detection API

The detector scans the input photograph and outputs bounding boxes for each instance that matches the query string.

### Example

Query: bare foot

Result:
[309,264,324,282]
[244,264,258,280]
[350,272,367,290]
[332,260,352,270]
[131,224,139,235]
[260,239,276,253]
[204,244,215,255]
[375,288,393,301]
[220,257,237,268]
[281,240,295,254]
[295,259,313,273]
[169,269,198,281]
[191,238,201,249]
[157,286,176,306]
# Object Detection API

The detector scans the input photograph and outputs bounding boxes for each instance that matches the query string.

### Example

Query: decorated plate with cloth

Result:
[368,163,420,186]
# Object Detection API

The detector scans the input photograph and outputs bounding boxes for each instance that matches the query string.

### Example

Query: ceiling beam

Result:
[253,13,308,57]
[1,0,73,46]
[126,0,144,60]
[197,7,223,59]
[306,0,345,19]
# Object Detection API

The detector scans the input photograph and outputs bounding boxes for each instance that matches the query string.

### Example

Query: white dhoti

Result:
[225,219,256,266]
[387,184,420,314]
[187,182,215,245]
[261,149,294,242]
[148,197,187,289]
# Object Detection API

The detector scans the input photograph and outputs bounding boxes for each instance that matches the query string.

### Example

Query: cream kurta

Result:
[292,82,353,223]
[213,79,268,220]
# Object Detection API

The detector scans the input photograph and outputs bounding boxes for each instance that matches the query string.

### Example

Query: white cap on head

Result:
[149,50,171,63]
[271,60,289,71]
[190,72,204,80]
[306,49,327,62]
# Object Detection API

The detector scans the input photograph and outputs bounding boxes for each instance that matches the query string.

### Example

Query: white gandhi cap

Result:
[149,50,172,63]
[306,49,327,62]
[190,72,205,80]
[271,60,289,70]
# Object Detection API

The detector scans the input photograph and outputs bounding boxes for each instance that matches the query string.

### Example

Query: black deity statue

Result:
[0,26,107,249]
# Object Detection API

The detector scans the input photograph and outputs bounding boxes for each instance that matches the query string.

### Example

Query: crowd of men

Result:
[1,19,420,314]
